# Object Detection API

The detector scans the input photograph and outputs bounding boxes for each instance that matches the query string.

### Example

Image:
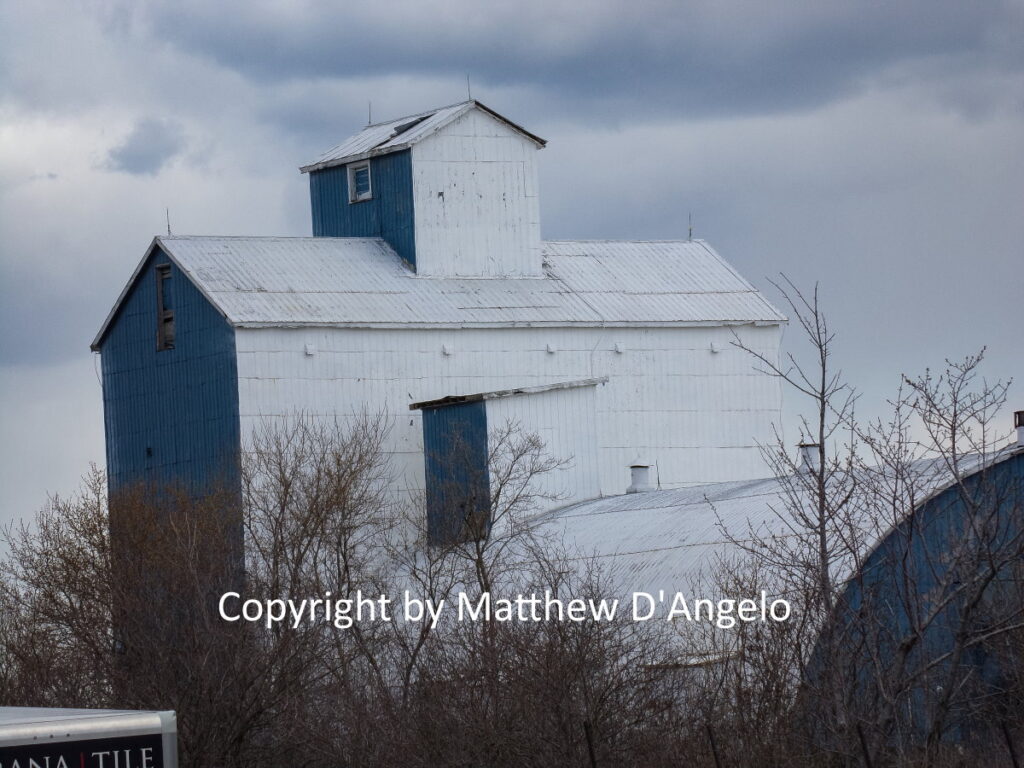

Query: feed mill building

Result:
[91,101,786,540]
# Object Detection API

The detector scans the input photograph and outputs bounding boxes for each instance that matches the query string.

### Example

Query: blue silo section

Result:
[422,401,491,546]
[98,247,240,495]
[814,450,1024,742]
[309,150,417,269]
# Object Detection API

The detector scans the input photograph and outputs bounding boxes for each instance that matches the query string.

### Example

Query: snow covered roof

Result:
[299,100,546,174]
[92,236,785,348]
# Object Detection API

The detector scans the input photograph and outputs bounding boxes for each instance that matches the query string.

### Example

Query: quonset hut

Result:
[91,101,785,533]
[538,421,1024,747]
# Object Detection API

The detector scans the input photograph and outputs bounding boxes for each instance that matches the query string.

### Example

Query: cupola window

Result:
[348,162,372,203]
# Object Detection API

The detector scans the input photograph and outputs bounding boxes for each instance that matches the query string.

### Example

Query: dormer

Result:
[301,101,546,277]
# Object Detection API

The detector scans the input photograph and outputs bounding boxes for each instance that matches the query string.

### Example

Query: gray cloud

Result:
[0,273,87,365]
[106,117,186,175]
[141,0,1024,121]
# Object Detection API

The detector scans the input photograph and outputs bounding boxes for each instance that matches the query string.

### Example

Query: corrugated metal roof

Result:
[544,240,784,324]
[299,100,546,174]
[92,236,784,347]
[536,476,792,599]
[533,449,1015,600]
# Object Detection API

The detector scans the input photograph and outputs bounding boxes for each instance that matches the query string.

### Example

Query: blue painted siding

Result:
[98,248,240,494]
[820,451,1024,740]
[309,150,416,268]
[422,401,491,546]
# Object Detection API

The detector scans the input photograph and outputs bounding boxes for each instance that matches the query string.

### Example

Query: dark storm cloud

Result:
[145,0,1024,121]
[106,117,186,175]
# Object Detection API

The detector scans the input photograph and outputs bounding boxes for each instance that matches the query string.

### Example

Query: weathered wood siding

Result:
[410,109,542,277]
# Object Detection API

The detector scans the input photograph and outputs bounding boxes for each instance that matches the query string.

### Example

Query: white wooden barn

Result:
[92,100,785,536]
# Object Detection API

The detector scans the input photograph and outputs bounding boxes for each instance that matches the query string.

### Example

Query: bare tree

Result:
[726,276,865,760]
[726,276,1023,765]
[835,352,1024,764]
[0,466,113,707]
[0,414,399,768]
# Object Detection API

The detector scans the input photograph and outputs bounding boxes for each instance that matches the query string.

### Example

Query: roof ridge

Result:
[363,99,473,129]
[300,100,544,174]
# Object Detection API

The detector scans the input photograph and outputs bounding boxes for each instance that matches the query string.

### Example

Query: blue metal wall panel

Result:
[822,451,1024,740]
[422,401,491,546]
[309,150,416,268]
[99,247,240,494]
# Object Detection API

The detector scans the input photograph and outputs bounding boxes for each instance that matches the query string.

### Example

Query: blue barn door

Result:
[421,401,491,546]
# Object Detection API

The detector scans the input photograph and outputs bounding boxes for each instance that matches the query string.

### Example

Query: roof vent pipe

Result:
[1015,410,1024,448]
[627,464,654,494]
[798,443,821,473]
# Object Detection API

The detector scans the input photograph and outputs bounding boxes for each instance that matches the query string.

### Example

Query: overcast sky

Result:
[1,0,1022,526]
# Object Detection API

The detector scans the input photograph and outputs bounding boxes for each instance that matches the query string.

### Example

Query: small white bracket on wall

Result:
[613,342,624,354]
[442,344,453,356]
[709,342,720,354]
[546,343,556,354]
[304,343,317,356]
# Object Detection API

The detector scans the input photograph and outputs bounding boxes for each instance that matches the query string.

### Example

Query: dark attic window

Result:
[155,264,175,350]
[348,161,372,203]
